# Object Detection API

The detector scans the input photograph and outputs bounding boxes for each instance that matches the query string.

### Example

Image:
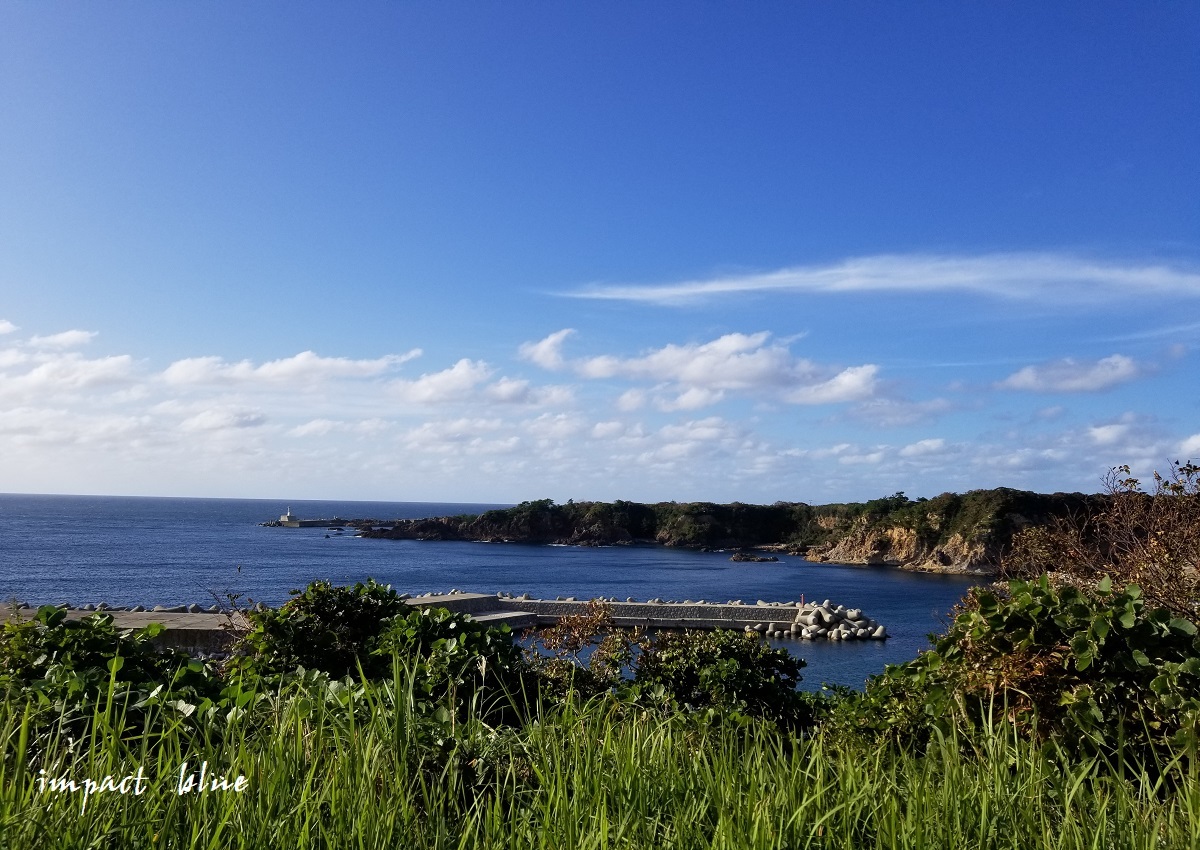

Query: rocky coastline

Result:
[339,488,1099,576]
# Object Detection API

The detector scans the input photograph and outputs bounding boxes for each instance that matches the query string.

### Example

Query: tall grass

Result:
[2,669,1198,849]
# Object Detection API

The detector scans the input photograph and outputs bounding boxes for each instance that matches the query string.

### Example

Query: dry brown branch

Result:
[1003,461,1200,615]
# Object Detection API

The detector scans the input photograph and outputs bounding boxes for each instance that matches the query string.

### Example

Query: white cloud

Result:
[616,389,646,411]
[28,329,97,348]
[179,408,267,432]
[9,317,1200,503]
[163,349,421,385]
[518,329,575,370]
[288,418,389,438]
[658,417,737,443]
[0,320,17,334]
[568,253,1200,306]
[839,450,886,465]
[484,377,574,406]
[784,365,878,404]
[486,377,533,403]
[657,387,725,411]
[402,418,502,443]
[399,419,520,457]
[0,348,29,368]
[848,396,954,426]
[899,438,946,457]
[576,332,790,388]
[999,354,1142,393]
[591,421,626,439]
[525,413,586,440]
[288,419,339,438]
[390,359,493,404]
[3,353,135,394]
[0,406,151,447]
[525,330,877,408]
[1088,423,1130,445]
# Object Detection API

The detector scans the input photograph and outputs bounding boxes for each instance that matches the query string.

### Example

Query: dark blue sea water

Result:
[0,494,981,690]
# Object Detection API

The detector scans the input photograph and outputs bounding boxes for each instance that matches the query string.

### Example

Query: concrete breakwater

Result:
[5,591,886,655]
[3,604,249,657]
[410,591,888,641]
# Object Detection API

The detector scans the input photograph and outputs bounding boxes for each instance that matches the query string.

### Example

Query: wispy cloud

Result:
[998,354,1144,393]
[0,320,18,335]
[1102,320,1200,342]
[0,352,137,399]
[29,330,97,348]
[179,407,268,432]
[847,396,956,427]
[518,328,575,370]
[162,349,422,385]
[566,253,1200,306]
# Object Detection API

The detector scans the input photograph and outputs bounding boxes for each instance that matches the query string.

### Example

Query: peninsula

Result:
[345,488,1098,575]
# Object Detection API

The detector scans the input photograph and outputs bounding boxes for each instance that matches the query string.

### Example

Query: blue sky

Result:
[1,2,1197,503]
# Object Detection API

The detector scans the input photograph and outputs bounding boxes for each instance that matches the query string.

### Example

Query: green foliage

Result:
[232,579,412,679]
[6,667,1200,849]
[231,580,529,724]
[0,606,221,741]
[406,486,1100,559]
[378,606,521,673]
[375,606,526,715]
[838,576,1200,756]
[524,602,814,726]
[631,629,814,727]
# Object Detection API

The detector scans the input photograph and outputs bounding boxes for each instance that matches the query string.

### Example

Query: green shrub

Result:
[232,580,528,725]
[526,599,643,697]
[631,629,815,727]
[0,605,221,741]
[232,579,412,679]
[375,606,526,714]
[838,575,1200,756]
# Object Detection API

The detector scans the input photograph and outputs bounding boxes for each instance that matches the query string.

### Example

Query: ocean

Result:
[0,493,981,690]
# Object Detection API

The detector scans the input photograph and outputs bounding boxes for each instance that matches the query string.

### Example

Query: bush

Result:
[376,606,526,712]
[837,575,1200,756]
[526,599,642,696]
[232,580,528,719]
[631,629,814,727]
[1004,461,1200,616]
[833,460,1200,756]
[525,603,815,726]
[232,579,412,679]
[0,605,221,740]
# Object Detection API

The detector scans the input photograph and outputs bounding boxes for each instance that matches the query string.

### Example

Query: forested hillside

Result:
[358,489,1098,574]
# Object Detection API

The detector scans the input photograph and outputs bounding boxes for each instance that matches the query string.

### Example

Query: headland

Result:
[281,488,1099,575]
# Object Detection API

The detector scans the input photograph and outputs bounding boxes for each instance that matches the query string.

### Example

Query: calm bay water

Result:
[0,493,981,689]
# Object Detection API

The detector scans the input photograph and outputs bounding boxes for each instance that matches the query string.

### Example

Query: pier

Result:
[263,508,350,528]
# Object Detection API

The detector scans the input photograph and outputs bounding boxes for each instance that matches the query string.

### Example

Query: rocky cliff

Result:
[356,489,1100,575]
